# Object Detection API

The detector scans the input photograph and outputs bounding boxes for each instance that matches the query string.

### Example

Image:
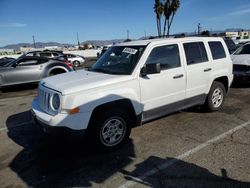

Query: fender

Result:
[62,79,142,116]
[42,63,70,78]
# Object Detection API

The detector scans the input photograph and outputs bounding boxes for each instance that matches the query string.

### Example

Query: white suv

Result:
[31,37,233,149]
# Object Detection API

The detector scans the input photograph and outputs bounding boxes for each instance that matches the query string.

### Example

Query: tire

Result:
[205,81,226,112]
[73,61,80,67]
[87,108,132,150]
[49,72,55,77]
[48,69,66,77]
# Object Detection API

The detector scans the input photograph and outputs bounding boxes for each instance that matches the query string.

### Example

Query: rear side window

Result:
[146,44,181,70]
[40,52,52,57]
[184,42,208,65]
[209,42,226,60]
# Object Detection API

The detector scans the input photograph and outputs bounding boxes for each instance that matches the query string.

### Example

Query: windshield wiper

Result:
[89,68,108,73]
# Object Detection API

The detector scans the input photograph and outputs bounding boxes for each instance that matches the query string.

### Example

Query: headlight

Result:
[50,93,60,111]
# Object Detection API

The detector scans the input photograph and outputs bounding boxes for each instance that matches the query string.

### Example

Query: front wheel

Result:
[73,61,80,67]
[205,81,226,112]
[87,109,132,150]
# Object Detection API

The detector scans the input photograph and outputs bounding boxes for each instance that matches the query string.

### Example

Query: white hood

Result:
[231,54,250,66]
[41,70,132,95]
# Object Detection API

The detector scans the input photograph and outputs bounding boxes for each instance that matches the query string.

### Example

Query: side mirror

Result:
[141,63,161,76]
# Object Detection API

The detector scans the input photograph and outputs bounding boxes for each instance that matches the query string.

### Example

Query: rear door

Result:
[4,57,43,85]
[182,41,212,99]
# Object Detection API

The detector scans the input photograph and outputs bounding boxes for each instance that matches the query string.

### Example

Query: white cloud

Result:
[208,5,250,21]
[0,23,27,28]
[229,8,250,16]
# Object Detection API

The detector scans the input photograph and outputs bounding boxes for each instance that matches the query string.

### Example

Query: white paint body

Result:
[31,37,234,131]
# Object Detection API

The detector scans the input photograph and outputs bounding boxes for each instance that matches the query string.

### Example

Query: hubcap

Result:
[212,88,223,108]
[100,117,126,147]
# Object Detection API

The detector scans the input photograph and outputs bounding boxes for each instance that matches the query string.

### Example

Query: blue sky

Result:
[0,0,250,46]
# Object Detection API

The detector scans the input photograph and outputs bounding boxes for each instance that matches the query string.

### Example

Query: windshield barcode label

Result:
[122,48,138,55]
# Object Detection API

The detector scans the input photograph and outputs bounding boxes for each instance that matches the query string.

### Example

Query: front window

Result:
[234,44,250,55]
[90,45,145,75]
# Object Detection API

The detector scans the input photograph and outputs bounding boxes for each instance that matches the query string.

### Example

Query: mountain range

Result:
[0,39,126,50]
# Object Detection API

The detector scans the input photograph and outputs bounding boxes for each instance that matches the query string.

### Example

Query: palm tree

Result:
[154,0,164,37]
[163,0,172,37]
[167,0,180,36]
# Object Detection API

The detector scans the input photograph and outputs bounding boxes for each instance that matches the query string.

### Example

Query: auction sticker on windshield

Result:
[123,48,138,55]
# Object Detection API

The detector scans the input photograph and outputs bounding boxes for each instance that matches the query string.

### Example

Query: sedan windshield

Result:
[90,45,145,75]
[234,44,250,55]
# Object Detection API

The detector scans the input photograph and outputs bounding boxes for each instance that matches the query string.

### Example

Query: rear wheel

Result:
[205,81,226,112]
[87,109,132,150]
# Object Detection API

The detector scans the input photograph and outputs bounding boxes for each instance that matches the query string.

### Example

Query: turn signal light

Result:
[69,107,80,115]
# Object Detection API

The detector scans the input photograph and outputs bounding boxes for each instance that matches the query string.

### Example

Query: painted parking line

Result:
[0,121,33,132]
[119,121,250,188]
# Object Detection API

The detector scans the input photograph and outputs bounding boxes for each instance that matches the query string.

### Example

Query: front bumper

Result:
[31,98,91,133]
[31,110,86,136]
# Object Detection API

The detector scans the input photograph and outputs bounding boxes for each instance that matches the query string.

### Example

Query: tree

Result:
[201,30,210,36]
[154,0,164,37]
[163,0,172,37]
[167,0,180,36]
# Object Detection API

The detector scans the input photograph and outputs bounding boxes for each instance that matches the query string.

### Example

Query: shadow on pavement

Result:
[122,156,250,188]
[6,111,250,187]
[1,83,38,93]
[6,111,136,187]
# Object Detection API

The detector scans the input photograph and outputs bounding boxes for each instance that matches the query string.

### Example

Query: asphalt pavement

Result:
[0,68,249,187]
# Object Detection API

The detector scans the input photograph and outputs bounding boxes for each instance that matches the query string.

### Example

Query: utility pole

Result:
[144,30,147,39]
[77,32,80,47]
[32,35,36,48]
[198,23,202,36]
[127,30,130,40]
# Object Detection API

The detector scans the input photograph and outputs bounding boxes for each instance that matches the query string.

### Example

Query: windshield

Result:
[90,45,146,75]
[234,44,250,55]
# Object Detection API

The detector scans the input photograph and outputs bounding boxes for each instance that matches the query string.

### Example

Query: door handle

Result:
[173,74,184,79]
[204,68,212,72]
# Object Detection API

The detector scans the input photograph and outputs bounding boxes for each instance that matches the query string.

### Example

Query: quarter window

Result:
[209,42,226,60]
[146,44,181,70]
[184,42,208,65]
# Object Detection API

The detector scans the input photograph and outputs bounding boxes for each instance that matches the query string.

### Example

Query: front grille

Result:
[233,64,250,72]
[38,86,57,116]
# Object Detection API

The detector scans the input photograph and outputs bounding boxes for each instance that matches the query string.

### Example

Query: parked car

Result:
[65,53,85,67]
[97,45,112,58]
[224,38,237,54]
[24,50,64,58]
[0,56,73,88]
[31,37,233,150]
[231,42,250,81]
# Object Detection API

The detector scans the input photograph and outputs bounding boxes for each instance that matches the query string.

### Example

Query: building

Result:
[239,31,250,39]
[44,46,62,51]
[225,32,239,40]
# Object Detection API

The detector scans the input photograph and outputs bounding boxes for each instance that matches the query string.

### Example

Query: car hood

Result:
[231,55,250,66]
[41,70,133,95]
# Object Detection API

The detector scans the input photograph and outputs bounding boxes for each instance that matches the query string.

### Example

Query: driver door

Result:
[139,43,186,121]
[4,57,43,85]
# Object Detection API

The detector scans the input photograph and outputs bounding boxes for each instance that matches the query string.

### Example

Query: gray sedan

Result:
[0,56,73,87]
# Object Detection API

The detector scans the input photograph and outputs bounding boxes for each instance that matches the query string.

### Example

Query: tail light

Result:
[65,60,73,67]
